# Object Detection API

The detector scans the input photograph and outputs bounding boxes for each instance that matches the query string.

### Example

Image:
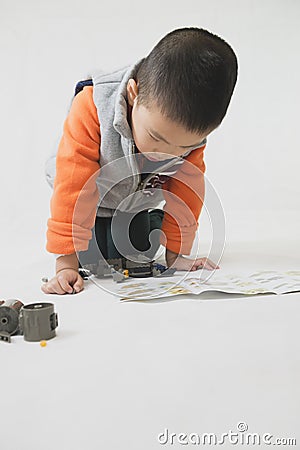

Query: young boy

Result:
[42,27,238,295]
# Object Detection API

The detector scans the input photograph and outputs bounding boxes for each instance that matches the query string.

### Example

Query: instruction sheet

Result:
[105,269,300,301]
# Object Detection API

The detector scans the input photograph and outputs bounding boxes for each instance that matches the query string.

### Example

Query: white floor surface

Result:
[1,210,299,449]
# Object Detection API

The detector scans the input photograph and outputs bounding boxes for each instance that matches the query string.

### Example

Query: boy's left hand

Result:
[166,249,220,271]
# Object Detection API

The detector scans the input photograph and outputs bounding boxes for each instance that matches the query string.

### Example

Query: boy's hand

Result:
[166,249,220,271]
[41,254,84,295]
[41,268,84,295]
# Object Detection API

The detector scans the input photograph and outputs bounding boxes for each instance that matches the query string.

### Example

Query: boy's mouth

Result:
[145,153,173,162]
[145,155,160,161]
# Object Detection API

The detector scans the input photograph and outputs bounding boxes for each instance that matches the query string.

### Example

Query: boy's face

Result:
[127,79,210,161]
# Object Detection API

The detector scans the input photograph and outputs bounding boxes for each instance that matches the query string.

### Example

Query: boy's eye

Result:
[149,133,160,142]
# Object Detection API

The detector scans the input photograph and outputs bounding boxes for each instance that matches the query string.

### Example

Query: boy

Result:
[42,27,238,295]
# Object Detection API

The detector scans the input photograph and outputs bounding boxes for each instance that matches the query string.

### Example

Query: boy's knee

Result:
[149,209,164,229]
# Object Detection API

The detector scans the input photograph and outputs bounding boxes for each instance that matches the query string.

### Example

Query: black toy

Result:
[79,255,176,283]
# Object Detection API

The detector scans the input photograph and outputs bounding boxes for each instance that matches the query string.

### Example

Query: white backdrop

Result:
[0,0,299,268]
[1,2,300,449]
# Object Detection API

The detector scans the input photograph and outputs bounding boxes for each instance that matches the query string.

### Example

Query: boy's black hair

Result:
[135,27,238,134]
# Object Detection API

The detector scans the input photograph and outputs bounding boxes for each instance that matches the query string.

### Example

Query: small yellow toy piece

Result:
[123,270,129,278]
[40,340,47,347]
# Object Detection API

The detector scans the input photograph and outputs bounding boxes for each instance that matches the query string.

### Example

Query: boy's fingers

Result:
[193,258,219,270]
[41,284,48,294]
[69,284,84,294]
[203,261,216,270]
[41,273,85,295]
[198,258,218,269]
[206,258,220,268]
[73,278,84,293]
[41,277,69,295]
[73,285,84,293]
[56,275,74,294]
[203,263,218,270]
[41,282,53,294]
[192,259,206,269]
[41,282,63,295]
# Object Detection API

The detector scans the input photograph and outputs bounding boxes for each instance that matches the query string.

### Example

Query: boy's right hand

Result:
[41,254,84,295]
[41,268,84,295]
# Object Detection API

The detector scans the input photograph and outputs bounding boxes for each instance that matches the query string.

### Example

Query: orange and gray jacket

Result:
[45,59,207,256]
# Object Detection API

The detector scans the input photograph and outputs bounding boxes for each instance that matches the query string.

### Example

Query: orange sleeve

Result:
[160,145,206,255]
[46,86,101,254]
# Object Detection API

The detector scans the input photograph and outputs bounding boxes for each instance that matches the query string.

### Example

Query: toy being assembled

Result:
[79,255,176,283]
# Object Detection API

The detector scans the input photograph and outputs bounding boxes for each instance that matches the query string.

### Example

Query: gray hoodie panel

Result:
[91,61,144,216]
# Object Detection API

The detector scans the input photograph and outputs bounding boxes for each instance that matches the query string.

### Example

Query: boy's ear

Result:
[127,79,139,106]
